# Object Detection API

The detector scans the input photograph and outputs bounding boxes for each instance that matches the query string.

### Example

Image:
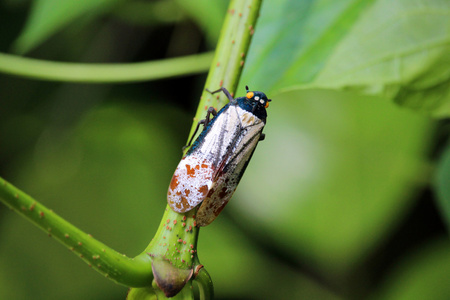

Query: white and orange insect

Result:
[167,86,271,226]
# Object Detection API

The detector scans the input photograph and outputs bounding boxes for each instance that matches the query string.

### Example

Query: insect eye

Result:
[265,101,269,108]
[246,92,254,99]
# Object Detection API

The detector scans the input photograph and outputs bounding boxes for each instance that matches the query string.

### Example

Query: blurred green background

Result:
[1,0,449,299]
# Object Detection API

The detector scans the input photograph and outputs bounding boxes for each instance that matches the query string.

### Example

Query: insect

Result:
[167,86,271,226]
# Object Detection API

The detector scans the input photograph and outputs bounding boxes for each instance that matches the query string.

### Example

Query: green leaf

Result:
[241,0,450,117]
[311,0,450,117]
[241,0,374,90]
[13,0,123,54]
[435,141,450,232]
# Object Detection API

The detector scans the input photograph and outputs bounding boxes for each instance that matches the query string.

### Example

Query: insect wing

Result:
[167,104,231,213]
[196,105,265,226]
[167,155,215,212]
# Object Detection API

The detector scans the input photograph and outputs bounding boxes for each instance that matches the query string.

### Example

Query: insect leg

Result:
[205,87,235,103]
[259,133,266,141]
[183,107,218,151]
[203,106,218,125]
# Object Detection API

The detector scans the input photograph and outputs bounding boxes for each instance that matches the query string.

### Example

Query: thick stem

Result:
[140,207,199,269]
[195,267,214,300]
[186,0,263,150]
[136,0,264,297]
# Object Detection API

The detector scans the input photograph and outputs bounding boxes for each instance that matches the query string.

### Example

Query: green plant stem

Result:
[0,51,213,83]
[185,0,263,148]
[0,177,153,286]
[138,206,200,270]
[195,267,214,299]
[131,0,263,297]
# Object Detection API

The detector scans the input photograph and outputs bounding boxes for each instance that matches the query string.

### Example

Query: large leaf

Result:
[311,0,450,117]
[241,0,450,117]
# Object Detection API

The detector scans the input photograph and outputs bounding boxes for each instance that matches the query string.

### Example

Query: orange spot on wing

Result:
[180,197,189,210]
[198,185,209,196]
[186,164,196,177]
[170,175,179,190]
